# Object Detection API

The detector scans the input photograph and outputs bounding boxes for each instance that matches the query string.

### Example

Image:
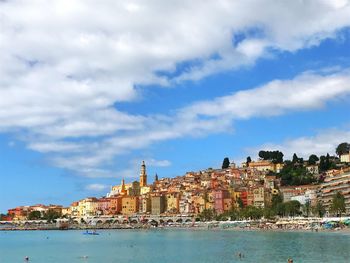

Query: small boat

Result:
[83,230,100,235]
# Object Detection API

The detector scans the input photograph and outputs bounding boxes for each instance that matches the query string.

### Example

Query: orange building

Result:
[121,196,139,215]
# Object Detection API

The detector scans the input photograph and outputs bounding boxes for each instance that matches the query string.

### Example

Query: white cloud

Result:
[147,159,172,167]
[38,69,350,177]
[85,183,109,192]
[1,1,350,177]
[182,69,350,120]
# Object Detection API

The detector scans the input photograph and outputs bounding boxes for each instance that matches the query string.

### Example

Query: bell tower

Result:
[120,178,127,195]
[140,161,147,187]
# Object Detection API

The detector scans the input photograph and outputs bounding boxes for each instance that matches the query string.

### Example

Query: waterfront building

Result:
[29,204,48,217]
[191,191,206,214]
[78,197,99,217]
[213,189,231,214]
[247,188,254,206]
[121,196,139,215]
[253,186,265,208]
[320,169,350,215]
[109,196,122,215]
[239,189,248,207]
[179,191,192,214]
[166,192,180,214]
[70,202,79,217]
[151,195,166,215]
[97,198,111,215]
[7,206,29,221]
[139,194,151,213]
[280,185,318,203]
[61,207,71,217]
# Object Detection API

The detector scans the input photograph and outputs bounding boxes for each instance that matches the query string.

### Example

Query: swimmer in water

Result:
[235,252,243,259]
[24,256,29,261]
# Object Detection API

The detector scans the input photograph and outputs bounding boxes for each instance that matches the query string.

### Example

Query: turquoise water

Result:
[0,229,349,263]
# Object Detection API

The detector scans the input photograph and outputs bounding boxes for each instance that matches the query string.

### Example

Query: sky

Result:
[1,0,350,213]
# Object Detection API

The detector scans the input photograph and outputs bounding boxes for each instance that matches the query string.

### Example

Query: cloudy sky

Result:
[1,0,350,212]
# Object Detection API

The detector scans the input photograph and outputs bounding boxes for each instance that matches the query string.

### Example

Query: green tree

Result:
[330,192,346,217]
[312,201,326,218]
[303,200,311,217]
[319,154,336,172]
[222,157,230,169]
[308,154,319,165]
[259,150,266,159]
[246,156,252,165]
[0,214,7,221]
[28,211,42,220]
[325,153,331,170]
[258,150,283,163]
[336,142,350,156]
[239,206,263,220]
[292,153,299,164]
[279,161,316,186]
[237,197,244,209]
[263,207,276,219]
[319,155,326,172]
[284,200,301,217]
[276,151,284,163]
[199,209,216,221]
[43,209,61,223]
[271,193,283,209]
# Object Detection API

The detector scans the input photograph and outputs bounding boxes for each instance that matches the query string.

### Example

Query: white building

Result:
[340,152,350,163]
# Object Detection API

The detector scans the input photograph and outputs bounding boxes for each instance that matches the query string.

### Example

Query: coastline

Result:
[1,220,350,233]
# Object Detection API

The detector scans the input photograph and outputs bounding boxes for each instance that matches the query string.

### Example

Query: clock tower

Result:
[140,161,147,187]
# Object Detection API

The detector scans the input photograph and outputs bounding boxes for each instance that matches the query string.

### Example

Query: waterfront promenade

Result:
[1,216,350,232]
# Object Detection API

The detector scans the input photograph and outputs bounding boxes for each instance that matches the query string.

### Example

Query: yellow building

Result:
[205,191,214,210]
[70,202,80,217]
[223,198,233,212]
[231,191,241,208]
[110,179,132,197]
[61,207,71,217]
[78,198,98,217]
[121,196,139,215]
[141,185,151,195]
[253,187,265,208]
[248,161,276,172]
[166,192,180,214]
[139,194,151,213]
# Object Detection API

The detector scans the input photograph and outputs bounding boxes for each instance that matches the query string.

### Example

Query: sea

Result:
[0,229,349,263]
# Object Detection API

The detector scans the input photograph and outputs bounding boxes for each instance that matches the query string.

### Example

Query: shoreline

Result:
[1,223,350,233]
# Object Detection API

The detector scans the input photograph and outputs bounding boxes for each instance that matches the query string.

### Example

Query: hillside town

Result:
[2,143,350,225]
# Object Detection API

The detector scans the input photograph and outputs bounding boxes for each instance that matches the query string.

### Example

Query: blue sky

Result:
[1,0,350,213]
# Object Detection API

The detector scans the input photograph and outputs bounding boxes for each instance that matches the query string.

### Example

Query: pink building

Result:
[213,189,230,214]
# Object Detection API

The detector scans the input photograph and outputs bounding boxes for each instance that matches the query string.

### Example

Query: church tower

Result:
[120,178,127,195]
[140,161,147,187]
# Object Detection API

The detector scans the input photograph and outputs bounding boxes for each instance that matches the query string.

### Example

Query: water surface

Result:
[0,229,349,263]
